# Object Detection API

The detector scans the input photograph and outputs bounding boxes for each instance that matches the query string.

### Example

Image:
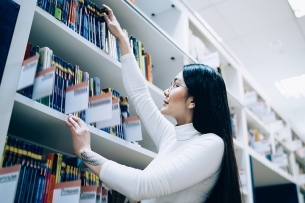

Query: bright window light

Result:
[288,0,305,18]
[275,74,305,98]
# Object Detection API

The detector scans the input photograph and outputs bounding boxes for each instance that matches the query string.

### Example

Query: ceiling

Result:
[187,0,305,137]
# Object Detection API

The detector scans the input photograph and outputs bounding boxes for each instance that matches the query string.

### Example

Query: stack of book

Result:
[248,128,271,156]
[129,36,153,82]
[20,43,139,141]
[36,0,153,82]
[189,29,210,63]
[0,136,130,203]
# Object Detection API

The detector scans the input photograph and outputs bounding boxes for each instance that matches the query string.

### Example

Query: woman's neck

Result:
[175,116,193,126]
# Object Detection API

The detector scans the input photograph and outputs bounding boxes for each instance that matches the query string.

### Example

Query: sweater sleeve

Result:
[100,135,224,201]
[121,53,175,150]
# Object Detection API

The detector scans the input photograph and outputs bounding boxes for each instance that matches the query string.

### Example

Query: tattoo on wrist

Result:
[81,150,105,166]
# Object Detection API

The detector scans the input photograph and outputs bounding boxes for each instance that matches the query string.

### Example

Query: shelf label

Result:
[52,180,81,203]
[32,66,56,100]
[65,81,89,114]
[96,98,121,128]
[123,116,142,142]
[86,93,112,123]
[0,165,21,203]
[238,169,247,186]
[80,186,97,203]
[17,54,39,90]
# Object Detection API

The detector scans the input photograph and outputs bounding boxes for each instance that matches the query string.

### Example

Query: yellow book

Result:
[0,136,8,168]
[56,154,62,183]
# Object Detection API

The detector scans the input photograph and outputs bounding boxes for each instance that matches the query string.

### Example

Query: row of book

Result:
[0,136,99,203]
[36,0,153,82]
[21,44,133,139]
[0,136,135,203]
[189,29,211,64]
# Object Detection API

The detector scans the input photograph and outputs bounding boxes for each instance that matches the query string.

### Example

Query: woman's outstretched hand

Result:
[65,114,91,158]
[103,4,125,41]
[103,4,133,56]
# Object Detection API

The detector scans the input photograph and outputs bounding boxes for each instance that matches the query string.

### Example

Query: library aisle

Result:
[0,0,304,202]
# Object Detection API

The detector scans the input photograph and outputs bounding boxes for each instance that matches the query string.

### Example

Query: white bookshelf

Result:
[1,0,304,202]
[11,94,155,169]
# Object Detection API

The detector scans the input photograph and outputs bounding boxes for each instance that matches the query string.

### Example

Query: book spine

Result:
[53,57,59,111]
[54,0,63,20]
[75,1,79,34]
[46,174,56,203]
[42,161,51,203]
[93,77,100,96]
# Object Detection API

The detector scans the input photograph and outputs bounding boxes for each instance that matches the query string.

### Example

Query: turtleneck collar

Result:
[174,123,201,141]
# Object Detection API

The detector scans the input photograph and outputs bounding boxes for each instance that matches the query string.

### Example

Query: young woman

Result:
[66,5,242,203]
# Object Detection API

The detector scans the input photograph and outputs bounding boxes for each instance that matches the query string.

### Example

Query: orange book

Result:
[145,53,152,82]
[46,174,56,203]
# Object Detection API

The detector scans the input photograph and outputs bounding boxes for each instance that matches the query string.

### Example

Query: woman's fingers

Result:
[68,116,80,129]
[65,119,75,131]
[103,4,114,20]
[104,13,112,25]
[71,115,87,128]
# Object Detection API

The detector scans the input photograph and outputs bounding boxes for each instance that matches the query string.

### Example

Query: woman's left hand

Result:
[65,114,91,158]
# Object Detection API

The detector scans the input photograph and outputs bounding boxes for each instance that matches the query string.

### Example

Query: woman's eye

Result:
[174,84,179,88]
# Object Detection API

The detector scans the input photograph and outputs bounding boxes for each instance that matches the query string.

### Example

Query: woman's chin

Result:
[160,107,168,115]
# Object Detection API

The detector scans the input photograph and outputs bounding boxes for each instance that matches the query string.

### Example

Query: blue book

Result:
[93,77,100,96]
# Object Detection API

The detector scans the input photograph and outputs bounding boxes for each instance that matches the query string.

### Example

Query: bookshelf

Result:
[0,0,304,202]
[10,93,155,169]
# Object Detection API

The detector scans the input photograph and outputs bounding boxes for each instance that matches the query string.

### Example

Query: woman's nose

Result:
[164,89,169,97]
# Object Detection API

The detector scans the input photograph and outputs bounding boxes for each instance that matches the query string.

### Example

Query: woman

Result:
[66,5,242,203]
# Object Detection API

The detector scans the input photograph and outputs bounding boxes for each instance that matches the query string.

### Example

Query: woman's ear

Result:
[188,97,195,109]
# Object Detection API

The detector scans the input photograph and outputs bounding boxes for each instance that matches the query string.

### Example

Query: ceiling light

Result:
[275,74,305,98]
[288,0,305,18]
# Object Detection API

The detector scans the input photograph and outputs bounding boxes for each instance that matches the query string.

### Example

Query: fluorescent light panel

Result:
[288,0,305,18]
[275,74,305,98]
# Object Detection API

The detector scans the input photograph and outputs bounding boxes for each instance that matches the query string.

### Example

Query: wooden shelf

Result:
[248,147,295,187]
[9,94,156,169]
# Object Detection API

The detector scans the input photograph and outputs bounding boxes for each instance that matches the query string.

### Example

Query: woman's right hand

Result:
[103,4,126,41]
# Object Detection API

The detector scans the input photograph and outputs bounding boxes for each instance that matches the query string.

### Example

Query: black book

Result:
[14,143,30,203]
[29,146,42,203]
[24,144,36,202]
[5,137,16,167]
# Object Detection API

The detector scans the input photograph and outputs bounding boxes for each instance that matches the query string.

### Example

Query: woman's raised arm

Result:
[103,5,175,151]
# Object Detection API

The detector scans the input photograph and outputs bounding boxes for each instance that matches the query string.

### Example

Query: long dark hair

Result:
[183,64,242,203]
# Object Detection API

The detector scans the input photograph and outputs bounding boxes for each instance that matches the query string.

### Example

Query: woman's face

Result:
[161,72,194,119]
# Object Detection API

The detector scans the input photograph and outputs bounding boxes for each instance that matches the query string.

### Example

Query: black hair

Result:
[183,64,242,203]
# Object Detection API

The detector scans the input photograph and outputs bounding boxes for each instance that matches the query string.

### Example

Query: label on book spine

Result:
[52,180,81,203]
[96,187,102,203]
[0,165,21,203]
[86,93,112,123]
[96,98,121,129]
[32,66,56,100]
[65,81,89,114]
[123,116,143,142]
[80,186,97,203]
[101,188,107,203]
[17,54,39,90]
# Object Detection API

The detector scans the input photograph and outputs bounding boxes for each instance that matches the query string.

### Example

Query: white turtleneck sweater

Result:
[99,53,224,203]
